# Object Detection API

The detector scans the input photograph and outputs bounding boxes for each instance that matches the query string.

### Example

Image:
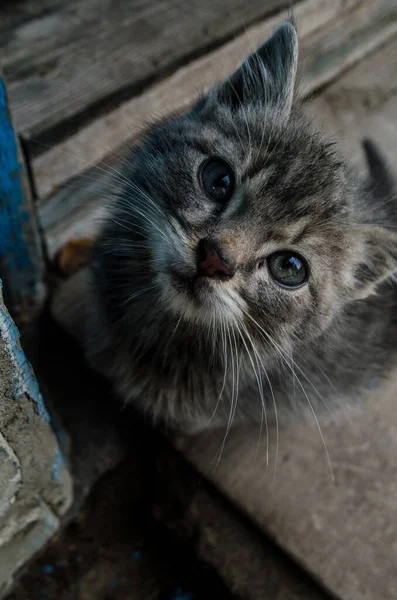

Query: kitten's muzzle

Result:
[197,238,235,281]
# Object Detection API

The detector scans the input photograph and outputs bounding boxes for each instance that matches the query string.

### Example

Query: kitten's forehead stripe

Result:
[289,218,322,246]
[221,189,245,220]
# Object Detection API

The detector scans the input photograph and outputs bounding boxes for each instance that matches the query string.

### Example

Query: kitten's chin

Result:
[156,271,244,325]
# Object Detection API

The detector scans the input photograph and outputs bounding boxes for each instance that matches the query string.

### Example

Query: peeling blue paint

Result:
[0,279,49,421]
[52,423,68,447]
[0,78,36,285]
[50,419,71,469]
[51,425,70,482]
[52,447,64,482]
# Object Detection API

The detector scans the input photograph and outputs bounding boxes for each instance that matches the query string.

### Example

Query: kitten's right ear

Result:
[362,138,395,200]
[197,22,298,119]
[352,227,397,299]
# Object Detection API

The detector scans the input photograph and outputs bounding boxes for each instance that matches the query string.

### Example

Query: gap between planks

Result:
[2,0,292,144]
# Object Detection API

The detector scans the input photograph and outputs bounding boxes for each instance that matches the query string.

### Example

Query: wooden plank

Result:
[34,0,397,201]
[31,0,332,201]
[0,0,291,144]
[0,73,46,323]
[38,24,397,259]
[305,55,397,174]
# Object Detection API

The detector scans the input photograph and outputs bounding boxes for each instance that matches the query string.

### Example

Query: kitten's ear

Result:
[352,227,397,298]
[210,21,298,118]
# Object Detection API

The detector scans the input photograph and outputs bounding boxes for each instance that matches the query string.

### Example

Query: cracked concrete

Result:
[0,283,73,597]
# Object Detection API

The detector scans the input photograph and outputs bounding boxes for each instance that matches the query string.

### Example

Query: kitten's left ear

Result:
[352,227,397,298]
[206,21,298,119]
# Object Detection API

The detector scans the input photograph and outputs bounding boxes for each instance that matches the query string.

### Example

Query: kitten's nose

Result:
[197,238,234,280]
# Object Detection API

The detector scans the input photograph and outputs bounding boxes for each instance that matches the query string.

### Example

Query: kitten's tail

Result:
[362,137,395,199]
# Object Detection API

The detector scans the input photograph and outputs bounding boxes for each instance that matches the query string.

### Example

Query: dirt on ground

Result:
[7,454,234,600]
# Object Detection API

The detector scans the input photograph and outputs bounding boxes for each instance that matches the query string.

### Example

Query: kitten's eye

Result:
[267,251,308,288]
[200,158,235,203]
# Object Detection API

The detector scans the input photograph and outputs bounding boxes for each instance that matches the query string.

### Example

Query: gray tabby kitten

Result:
[53,22,397,434]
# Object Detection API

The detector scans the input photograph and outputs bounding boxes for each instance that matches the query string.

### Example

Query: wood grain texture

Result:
[33,0,397,200]
[33,0,344,201]
[0,0,290,143]
[305,41,397,173]
[0,73,46,321]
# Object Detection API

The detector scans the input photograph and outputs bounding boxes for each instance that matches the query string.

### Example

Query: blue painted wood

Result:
[0,75,45,321]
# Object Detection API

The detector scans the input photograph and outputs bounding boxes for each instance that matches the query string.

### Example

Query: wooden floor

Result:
[2,1,397,599]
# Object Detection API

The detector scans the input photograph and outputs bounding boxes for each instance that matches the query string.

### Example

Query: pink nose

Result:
[197,238,234,279]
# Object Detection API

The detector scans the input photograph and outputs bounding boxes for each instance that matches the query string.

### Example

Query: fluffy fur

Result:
[53,22,397,434]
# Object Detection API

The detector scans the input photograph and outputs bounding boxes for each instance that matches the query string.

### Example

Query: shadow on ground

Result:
[7,455,234,600]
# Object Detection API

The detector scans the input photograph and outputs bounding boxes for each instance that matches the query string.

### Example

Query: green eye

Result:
[200,158,235,203]
[267,251,308,288]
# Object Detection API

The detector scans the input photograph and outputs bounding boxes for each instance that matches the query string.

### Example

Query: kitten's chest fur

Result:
[88,285,397,432]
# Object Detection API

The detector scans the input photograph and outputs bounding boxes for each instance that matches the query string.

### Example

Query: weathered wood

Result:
[306,47,397,173]
[1,0,291,145]
[34,0,397,202]
[0,73,46,322]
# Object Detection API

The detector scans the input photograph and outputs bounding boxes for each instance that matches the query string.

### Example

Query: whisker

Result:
[213,324,236,470]
[241,318,279,470]
[235,317,269,467]
[241,309,334,482]
[204,313,228,432]
[122,285,158,306]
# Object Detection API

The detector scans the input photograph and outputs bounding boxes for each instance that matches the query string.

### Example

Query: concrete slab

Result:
[0,433,21,520]
[177,371,397,600]
[0,283,73,597]
[154,440,335,600]
[0,501,60,594]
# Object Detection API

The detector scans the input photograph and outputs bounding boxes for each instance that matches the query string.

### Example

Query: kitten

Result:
[52,22,397,434]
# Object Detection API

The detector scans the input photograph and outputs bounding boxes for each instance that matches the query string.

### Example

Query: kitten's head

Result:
[99,22,397,353]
